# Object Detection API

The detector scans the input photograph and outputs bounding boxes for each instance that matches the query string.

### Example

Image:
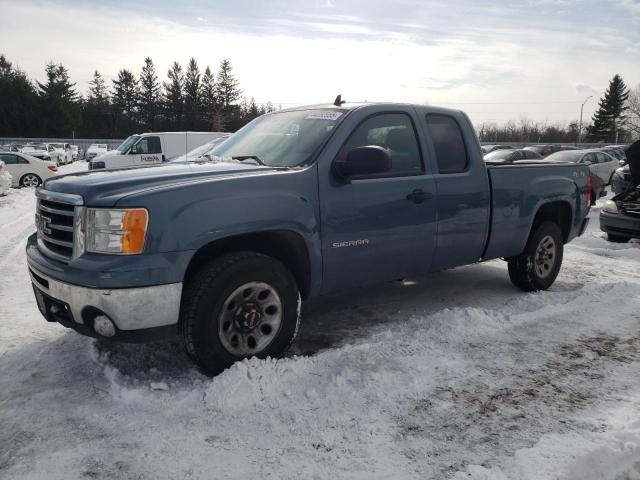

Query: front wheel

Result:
[508,221,564,292]
[180,252,301,376]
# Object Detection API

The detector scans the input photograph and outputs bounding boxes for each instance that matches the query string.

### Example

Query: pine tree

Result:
[163,61,184,128]
[200,66,217,129]
[0,54,40,136]
[587,74,630,142]
[215,59,241,129]
[37,62,80,136]
[81,70,112,137]
[184,57,201,130]
[138,57,160,131]
[112,69,139,134]
[87,70,109,105]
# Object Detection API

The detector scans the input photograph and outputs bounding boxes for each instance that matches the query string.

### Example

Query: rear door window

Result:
[425,114,468,173]
[0,154,18,164]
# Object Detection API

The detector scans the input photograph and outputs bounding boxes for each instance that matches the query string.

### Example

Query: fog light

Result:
[94,315,116,337]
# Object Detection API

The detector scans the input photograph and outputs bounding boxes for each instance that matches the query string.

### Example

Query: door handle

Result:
[406,189,433,204]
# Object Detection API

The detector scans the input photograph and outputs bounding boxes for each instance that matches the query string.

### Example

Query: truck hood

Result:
[91,150,118,160]
[42,161,276,206]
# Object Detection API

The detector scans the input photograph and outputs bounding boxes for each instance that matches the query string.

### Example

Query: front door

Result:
[131,136,163,166]
[320,110,438,292]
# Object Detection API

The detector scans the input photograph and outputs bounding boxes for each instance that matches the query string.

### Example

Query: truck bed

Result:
[483,161,591,260]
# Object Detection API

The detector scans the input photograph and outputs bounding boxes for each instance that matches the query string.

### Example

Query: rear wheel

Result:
[180,252,301,376]
[508,221,564,292]
[606,233,629,243]
[20,173,41,188]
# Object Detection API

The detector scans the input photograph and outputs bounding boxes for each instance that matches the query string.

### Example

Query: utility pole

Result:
[577,95,593,145]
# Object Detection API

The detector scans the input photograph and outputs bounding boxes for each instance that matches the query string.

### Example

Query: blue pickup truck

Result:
[26,102,591,374]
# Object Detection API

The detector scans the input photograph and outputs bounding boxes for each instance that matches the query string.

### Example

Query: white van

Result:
[89,132,226,170]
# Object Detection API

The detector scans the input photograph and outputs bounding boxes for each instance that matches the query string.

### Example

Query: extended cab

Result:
[89,132,227,170]
[26,103,591,374]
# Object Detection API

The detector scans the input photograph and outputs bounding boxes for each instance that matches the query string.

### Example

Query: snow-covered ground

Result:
[1,163,640,479]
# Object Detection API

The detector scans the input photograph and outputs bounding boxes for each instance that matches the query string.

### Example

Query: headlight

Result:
[86,208,148,254]
[602,200,618,214]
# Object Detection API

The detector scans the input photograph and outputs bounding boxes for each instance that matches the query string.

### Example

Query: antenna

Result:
[333,94,346,106]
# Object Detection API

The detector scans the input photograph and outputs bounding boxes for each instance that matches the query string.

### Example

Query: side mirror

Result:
[619,160,626,167]
[130,144,139,154]
[333,146,392,181]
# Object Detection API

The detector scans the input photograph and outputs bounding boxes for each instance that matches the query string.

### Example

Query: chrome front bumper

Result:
[28,266,182,332]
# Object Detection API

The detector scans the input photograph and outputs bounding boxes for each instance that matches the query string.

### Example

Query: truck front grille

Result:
[35,190,83,264]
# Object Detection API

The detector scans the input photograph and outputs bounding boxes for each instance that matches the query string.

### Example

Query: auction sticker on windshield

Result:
[305,111,343,121]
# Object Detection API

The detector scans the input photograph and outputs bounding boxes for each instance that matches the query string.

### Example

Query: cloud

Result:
[0,0,637,124]
[613,0,640,12]
[575,83,599,95]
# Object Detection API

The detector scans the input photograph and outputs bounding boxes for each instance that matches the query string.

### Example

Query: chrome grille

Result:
[35,190,83,264]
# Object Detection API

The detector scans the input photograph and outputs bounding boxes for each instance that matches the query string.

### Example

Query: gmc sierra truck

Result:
[26,102,591,375]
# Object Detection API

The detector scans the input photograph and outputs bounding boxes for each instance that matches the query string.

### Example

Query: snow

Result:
[1,165,640,479]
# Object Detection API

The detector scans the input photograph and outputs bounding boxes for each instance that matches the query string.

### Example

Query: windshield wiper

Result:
[232,155,266,166]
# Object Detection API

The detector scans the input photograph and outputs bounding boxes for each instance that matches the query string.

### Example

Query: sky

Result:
[0,0,639,125]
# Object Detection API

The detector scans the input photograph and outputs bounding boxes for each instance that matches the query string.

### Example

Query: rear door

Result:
[596,152,617,182]
[0,153,25,184]
[422,111,490,270]
[319,107,438,292]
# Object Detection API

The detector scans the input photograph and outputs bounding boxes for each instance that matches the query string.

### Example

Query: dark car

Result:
[600,141,640,242]
[524,145,575,158]
[484,149,543,163]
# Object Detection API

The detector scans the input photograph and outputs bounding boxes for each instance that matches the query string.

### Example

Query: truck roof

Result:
[278,101,464,116]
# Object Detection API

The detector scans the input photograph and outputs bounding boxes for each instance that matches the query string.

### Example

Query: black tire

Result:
[180,251,301,376]
[508,221,564,292]
[607,233,629,243]
[20,173,42,188]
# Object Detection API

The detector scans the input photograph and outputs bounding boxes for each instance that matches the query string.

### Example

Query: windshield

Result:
[545,151,583,162]
[51,143,63,149]
[209,109,345,167]
[484,149,515,161]
[116,136,138,153]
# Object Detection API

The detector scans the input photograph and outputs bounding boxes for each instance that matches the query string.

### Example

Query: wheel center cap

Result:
[235,303,261,331]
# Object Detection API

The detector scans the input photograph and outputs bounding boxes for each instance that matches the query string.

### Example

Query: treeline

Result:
[476,120,580,144]
[0,54,277,138]
[478,75,639,144]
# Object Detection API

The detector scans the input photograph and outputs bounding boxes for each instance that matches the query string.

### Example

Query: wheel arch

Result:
[531,200,573,243]
[183,229,312,300]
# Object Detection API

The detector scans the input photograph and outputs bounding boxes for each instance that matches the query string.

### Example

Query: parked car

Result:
[85,144,109,161]
[0,160,12,195]
[0,144,20,152]
[482,145,514,153]
[484,149,542,162]
[70,145,80,161]
[523,145,575,158]
[544,149,619,184]
[600,146,627,162]
[170,134,232,163]
[600,141,640,242]
[89,132,227,170]
[26,102,591,375]
[22,143,61,164]
[49,143,73,164]
[0,152,58,187]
